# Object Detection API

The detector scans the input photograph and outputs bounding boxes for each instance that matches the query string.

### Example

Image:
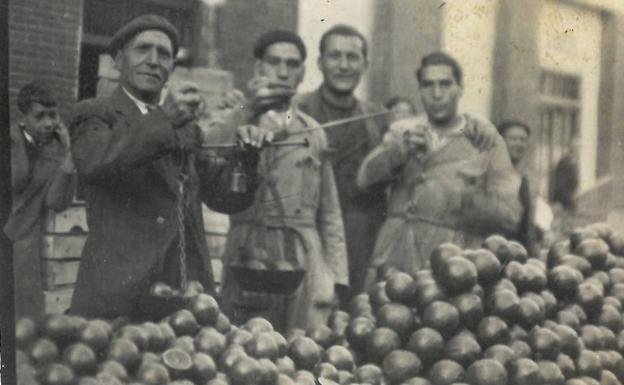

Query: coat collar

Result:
[108,86,184,196]
[110,86,144,117]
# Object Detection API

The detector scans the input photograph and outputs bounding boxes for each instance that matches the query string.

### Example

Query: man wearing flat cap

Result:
[218,29,348,331]
[68,14,271,318]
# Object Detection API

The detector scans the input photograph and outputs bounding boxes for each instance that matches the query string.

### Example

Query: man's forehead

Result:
[325,34,364,52]
[28,102,57,113]
[421,65,456,80]
[505,126,529,138]
[264,42,303,60]
[127,30,173,50]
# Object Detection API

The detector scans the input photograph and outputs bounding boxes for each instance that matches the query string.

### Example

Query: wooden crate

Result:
[211,258,223,285]
[45,205,88,233]
[43,259,80,290]
[202,204,229,235]
[44,287,74,314]
[205,233,227,259]
[42,233,87,260]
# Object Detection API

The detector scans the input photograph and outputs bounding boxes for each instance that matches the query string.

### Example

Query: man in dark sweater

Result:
[296,24,386,301]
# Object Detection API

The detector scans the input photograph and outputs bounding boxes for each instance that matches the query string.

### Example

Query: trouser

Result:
[13,236,45,321]
[342,210,383,301]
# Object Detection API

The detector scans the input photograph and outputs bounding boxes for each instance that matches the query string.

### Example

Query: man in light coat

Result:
[358,52,521,278]
[220,30,348,331]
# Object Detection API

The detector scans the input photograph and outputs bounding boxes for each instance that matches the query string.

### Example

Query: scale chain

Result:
[176,171,189,290]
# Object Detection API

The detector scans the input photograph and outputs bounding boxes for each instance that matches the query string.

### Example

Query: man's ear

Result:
[295,65,306,87]
[316,55,323,73]
[113,50,124,72]
[253,59,263,78]
[17,109,26,128]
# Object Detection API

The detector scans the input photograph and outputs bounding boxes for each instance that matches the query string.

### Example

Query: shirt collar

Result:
[427,115,466,136]
[122,87,159,115]
[22,130,36,145]
[319,84,357,111]
[265,107,295,129]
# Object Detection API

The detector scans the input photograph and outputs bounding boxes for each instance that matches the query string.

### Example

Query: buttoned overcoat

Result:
[221,108,348,331]
[68,87,256,318]
[357,115,522,274]
[4,124,75,319]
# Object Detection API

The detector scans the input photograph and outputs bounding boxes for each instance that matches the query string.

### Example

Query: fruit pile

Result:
[341,224,624,385]
[15,223,624,385]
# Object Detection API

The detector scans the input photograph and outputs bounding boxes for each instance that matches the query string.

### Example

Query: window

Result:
[538,70,581,199]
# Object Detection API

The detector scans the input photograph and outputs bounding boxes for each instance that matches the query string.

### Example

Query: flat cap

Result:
[108,14,180,56]
[253,29,306,61]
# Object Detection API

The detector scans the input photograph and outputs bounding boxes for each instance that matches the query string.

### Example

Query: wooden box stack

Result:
[42,204,87,313]
[41,204,229,314]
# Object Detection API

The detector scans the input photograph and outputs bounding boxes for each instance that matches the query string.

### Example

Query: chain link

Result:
[176,165,189,290]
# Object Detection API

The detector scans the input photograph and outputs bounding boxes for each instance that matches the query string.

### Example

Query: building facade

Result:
[368,0,624,227]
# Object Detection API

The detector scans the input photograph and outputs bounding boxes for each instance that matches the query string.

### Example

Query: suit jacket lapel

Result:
[10,124,32,195]
[110,87,181,196]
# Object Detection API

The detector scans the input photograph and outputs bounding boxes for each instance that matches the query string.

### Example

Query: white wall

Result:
[567,0,624,14]
[297,0,375,97]
[440,0,500,119]
[538,0,603,192]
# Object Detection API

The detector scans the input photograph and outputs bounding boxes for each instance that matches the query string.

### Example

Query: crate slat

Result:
[202,205,229,234]
[43,260,80,290]
[45,205,88,233]
[42,234,87,260]
[205,233,227,259]
[44,287,74,314]
[211,258,223,284]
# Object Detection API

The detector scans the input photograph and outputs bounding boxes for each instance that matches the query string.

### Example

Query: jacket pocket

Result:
[298,156,322,209]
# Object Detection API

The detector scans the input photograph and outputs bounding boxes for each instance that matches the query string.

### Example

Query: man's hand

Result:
[174,123,200,153]
[55,121,71,149]
[161,81,205,127]
[247,76,295,114]
[464,114,497,152]
[217,89,247,111]
[236,124,274,169]
[60,152,76,173]
[236,124,274,148]
[389,118,428,160]
[52,122,76,172]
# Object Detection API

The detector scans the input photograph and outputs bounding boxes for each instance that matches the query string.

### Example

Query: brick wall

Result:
[9,0,82,122]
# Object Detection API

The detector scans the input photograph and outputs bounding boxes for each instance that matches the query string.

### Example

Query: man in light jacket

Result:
[358,52,521,279]
[220,30,348,331]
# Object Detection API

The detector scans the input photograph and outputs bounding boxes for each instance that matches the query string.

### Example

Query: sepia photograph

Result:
[2,0,624,384]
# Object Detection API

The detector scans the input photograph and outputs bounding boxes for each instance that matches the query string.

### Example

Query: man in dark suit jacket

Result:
[497,120,540,256]
[68,15,270,319]
[4,81,76,320]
